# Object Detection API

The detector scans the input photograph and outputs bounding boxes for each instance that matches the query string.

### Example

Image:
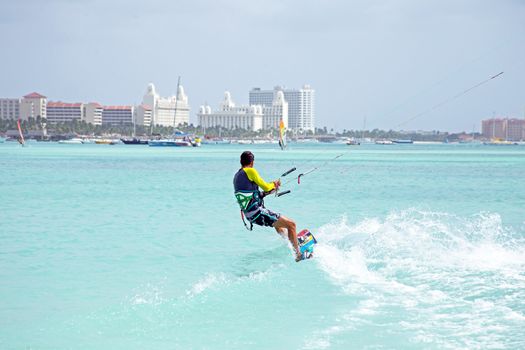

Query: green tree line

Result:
[1,117,469,141]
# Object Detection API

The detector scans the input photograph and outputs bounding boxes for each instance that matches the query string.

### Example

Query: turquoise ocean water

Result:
[1,142,524,349]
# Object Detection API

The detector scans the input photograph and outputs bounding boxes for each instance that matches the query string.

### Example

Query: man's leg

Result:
[273,216,301,260]
[275,226,287,238]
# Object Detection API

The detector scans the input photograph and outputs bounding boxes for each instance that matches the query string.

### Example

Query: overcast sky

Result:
[1,0,524,131]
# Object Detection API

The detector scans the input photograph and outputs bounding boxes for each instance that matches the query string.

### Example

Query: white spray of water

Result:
[185,273,228,297]
[307,209,525,349]
[129,283,166,306]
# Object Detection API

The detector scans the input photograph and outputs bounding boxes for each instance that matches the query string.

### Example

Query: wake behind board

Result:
[297,229,317,261]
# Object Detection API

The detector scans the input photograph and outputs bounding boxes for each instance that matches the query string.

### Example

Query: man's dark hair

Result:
[240,151,254,166]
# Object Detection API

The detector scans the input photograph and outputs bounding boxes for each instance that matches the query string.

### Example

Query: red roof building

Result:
[23,92,46,99]
[102,105,134,125]
[46,101,83,123]
[19,92,47,120]
[47,101,82,108]
[103,105,133,110]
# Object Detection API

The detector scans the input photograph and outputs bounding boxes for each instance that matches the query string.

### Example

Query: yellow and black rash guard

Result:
[242,168,275,193]
[233,167,275,218]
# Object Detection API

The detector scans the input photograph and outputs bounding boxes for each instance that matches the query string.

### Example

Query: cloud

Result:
[1,0,524,130]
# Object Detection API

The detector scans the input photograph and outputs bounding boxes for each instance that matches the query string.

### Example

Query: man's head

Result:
[240,151,254,167]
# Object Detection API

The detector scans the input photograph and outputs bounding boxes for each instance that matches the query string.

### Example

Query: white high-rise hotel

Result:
[198,90,288,132]
[142,83,190,127]
[250,85,315,132]
[198,92,263,131]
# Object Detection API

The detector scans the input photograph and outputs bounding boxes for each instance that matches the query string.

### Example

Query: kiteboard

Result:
[297,229,317,261]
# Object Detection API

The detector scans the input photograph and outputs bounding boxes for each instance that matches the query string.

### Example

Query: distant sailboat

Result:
[278,119,286,150]
[121,106,149,144]
[148,130,193,147]
[148,76,197,147]
[17,119,25,146]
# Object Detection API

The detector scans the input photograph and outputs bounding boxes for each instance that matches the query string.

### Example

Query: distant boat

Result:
[392,139,414,144]
[202,138,230,145]
[192,137,201,147]
[121,138,148,145]
[95,139,113,144]
[149,139,192,147]
[483,139,518,146]
[58,138,84,144]
[294,138,318,144]
[253,139,273,144]
[148,129,198,147]
[278,118,287,150]
[375,139,393,145]
[17,119,25,146]
[121,104,148,144]
[346,139,360,145]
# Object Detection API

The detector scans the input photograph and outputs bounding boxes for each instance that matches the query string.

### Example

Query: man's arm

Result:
[243,168,276,192]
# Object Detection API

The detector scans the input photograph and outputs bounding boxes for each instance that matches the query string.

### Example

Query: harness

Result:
[235,190,264,231]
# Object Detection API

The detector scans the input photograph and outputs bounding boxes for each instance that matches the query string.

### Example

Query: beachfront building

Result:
[249,85,315,132]
[142,83,190,127]
[198,91,263,131]
[19,92,47,120]
[83,102,103,125]
[482,118,505,139]
[0,98,20,120]
[482,118,525,141]
[261,90,288,130]
[46,101,83,123]
[506,118,525,141]
[102,106,134,125]
[134,104,152,127]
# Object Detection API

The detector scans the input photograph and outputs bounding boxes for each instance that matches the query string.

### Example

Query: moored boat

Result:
[121,138,148,145]
[294,138,318,143]
[202,137,231,145]
[346,139,360,145]
[148,139,192,147]
[58,138,84,144]
[191,137,201,147]
[392,139,414,144]
[483,140,518,146]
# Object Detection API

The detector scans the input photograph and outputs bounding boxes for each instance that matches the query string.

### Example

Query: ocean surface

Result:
[1,141,524,349]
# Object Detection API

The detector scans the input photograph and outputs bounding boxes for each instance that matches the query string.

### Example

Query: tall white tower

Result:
[249,85,314,132]
[142,83,158,125]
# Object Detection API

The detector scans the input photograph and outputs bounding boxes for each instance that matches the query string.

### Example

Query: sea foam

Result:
[309,209,525,349]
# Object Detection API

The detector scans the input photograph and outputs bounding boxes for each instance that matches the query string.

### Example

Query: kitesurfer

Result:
[233,151,302,261]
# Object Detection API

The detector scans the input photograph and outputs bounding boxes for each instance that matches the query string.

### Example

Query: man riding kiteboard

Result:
[233,151,304,261]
